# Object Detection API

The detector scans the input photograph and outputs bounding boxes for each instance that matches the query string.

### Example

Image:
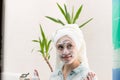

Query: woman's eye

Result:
[58,45,64,50]
[67,44,72,49]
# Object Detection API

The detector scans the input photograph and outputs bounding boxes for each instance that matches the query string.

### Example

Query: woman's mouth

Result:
[61,55,72,59]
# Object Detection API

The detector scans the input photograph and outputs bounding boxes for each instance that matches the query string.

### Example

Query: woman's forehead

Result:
[57,40,72,45]
[56,36,74,44]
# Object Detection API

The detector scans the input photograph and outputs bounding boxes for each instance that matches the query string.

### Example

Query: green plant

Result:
[45,3,93,28]
[32,25,53,72]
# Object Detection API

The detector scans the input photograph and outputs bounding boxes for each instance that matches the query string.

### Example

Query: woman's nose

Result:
[63,48,69,55]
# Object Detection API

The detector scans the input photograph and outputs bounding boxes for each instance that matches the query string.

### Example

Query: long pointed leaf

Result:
[71,6,74,23]
[46,40,52,53]
[38,50,44,56]
[38,37,43,52]
[40,25,48,56]
[48,55,50,60]
[32,40,39,42]
[73,5,83,23]
[66,12,71,23]
[40,25,46,41]
[38,37,43,54]
[64,4,71,23]
[79,18,93,28]
[57,19,65,25]
[44,38,47,53]
[45,16,59,23]
[64,4,67,14]
[57,3,69,23]
[41,39,45,56]
[39,37,42,46]
[46,40,51,57]
[57,3,66,17]
[45,16,65,25]
[40,26,47,55]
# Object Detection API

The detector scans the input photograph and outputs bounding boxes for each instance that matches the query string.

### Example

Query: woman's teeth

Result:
[62,55,72,58]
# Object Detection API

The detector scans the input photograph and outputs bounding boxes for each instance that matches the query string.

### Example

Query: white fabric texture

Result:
[49,62,97,80]
[52,24,89,69]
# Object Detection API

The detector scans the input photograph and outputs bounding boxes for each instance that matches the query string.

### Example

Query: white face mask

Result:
[56,36,78,64]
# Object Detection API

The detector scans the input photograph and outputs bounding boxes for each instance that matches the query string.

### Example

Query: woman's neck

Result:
[62,59,80,79]
[64,59,80,71]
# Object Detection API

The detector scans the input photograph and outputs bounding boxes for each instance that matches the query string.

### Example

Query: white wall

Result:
[3,0,112,80]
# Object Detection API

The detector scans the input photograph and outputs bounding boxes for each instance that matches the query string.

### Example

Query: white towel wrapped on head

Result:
[52,24,89,69]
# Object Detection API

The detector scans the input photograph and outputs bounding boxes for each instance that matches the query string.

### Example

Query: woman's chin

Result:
[62,59,74,64]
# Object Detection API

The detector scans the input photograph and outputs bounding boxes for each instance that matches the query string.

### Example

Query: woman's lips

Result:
[61,55,72,59]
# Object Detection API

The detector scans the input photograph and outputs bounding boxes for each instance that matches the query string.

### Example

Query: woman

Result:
[50,24,97,80]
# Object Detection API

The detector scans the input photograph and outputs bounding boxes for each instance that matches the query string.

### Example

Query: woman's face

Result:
[56,35,78,64]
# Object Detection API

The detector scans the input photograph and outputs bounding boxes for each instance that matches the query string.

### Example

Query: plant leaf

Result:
[48,55,50,60]
[32,40,39,42]
[46,40,51,57]
[45,16,59,23]
[79,18,93,28]
[38,50,44,55]
[57,19,65,25]
[38,37,42,48]
[40,25,46,42]
[71,6,74,23]
[41,39,45,56]
[64,4,67,14]
[44,38,47,55]
[57,3,66,18]
[64,4,71,23]
[46,40,52,53]
[73,5,83,23]
[38,37,44,55]
[45,16,65,25]
[57,3,70,23]
[66,12,71,24]
[40,25,47,56]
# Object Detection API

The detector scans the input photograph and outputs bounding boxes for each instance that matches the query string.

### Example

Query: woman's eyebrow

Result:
[56,43,63,46]
[56,43,64,47]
